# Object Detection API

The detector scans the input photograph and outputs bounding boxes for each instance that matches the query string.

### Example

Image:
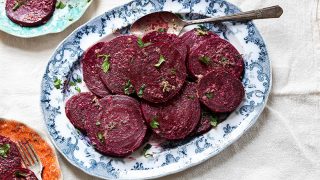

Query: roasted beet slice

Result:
[180,28,219,51]
[141,83,200,140]
[129,42,186,103]
[197,69,245,113]
[193,107,217,135]
[65,92,101,132]
[142,31,187,61]
[5,0,56,27]
[82,42,111,97]
[0,135,22,179]
[85,95,147,157]
[98,35,140,95]
[4,168,37,180]
[188,37,244,79]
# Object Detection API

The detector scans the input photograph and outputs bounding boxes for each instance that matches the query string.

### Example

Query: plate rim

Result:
[40,0,272,179]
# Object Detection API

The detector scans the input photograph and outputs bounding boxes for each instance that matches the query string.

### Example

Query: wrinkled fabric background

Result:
[0,0,319,179]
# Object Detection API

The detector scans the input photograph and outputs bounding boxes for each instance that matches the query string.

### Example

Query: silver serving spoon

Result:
[130,5,283,37]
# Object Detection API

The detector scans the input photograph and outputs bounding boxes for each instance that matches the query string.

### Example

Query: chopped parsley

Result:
[137,84,146,98]
[187,95,195,100]
[154,55,165,68]
[14,171,27,178]
[137,38,152,48]
[53,78,62,89]
[158,28,166,32]
[199,56,211,65]
[12,1,24,11]
[220,56,229,64]
[75,87,81,93]
[195,28,209,36]
[98,54,111,73]
[76,78,82,83]
[205,92,213,99]
[142,143,153,158]
[0,144,10,158]
[209,115,218,127]
[150,117,159,129]
[69,81,76,86]
[124,80,134,95]
[97,132,104,143]
[95,121,101,126]
[56,1,66,9]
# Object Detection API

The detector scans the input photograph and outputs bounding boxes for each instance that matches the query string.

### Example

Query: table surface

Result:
[1,0,320,179]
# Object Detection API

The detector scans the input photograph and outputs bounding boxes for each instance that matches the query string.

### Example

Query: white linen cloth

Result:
[0,0,319,179]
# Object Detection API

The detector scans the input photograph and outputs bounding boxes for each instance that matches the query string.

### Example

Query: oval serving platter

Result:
[40,0,271,179]
[0,0,92,38]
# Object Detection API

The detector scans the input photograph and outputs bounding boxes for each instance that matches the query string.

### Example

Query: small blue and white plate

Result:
[0,0,92,38]
[41,0,271,179]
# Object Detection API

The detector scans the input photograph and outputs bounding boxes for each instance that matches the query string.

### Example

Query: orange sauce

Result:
[0,119,61,180]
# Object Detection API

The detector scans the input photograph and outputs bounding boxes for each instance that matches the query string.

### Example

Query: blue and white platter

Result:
[40,0,271,179]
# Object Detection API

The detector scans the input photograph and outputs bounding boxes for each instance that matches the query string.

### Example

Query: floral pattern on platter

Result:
[0,0,92,38]
[40,0,271,179]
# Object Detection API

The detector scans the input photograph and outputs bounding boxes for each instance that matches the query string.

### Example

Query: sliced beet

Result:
[65,92,101,132]
[0,135,22,179]
[180,28,219,51]
[5,0,56,27]
[4,168,37,180]
[188,37,244,79]
[99,48,136,95]
[129,42,186,103]
[98,35,140,95]
[197,69,245,113]
[194,107,216,135]
[141,83,200,140]
[82,42,111,97]
[142,31,187,61]
[85,95,147,157]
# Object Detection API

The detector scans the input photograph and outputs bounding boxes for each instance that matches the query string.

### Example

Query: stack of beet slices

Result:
[65,27,245,157]
[0,135,38,179]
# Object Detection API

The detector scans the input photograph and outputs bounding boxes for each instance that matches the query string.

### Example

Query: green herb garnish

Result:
[98,54,111,73]
[137,84,146,98]
[195,28,209,36]
[97,132,104,143]
[209,115,218,127]
[187,95,195,100]
[158,28,166,32]
[150,117,159,129]
[76,78,82,83]
[0,144,10,158]
[170,68,176,75]
[53,78,62,89]
[137,38,152,48]
[220,56,229,64]
[199,56,211,65]
[124,80,134,95]
[205,92,213,99]
[154,55,165,68]
[75,87,81,93]
[95,121,101,126]
[14,171,27,178]
[12,1,24,11]
[142,143,153,158]
[56,1,66,9]
[69,81,76,86]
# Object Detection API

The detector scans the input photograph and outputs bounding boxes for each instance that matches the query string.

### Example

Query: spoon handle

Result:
[186,5,283,25]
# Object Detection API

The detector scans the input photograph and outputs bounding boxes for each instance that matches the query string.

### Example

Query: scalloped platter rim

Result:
[40,0,271,179]
[0,0,92,38]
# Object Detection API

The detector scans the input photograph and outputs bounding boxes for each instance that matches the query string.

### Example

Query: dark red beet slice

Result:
[129,42,186,103]
[5,0,56,27]
[194,107,216,135]
[197,69,245,113]
[98,35,140,95]
[141,83,200,140]
[0,135,22,179]
[82,42,111,97]
[85,95,147,157]
[142,31,187,61]
[99,48,136,95]
[4,168,37,180]
[65,92,101,132]
[180,28,219,51]
[188,37,244,79]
